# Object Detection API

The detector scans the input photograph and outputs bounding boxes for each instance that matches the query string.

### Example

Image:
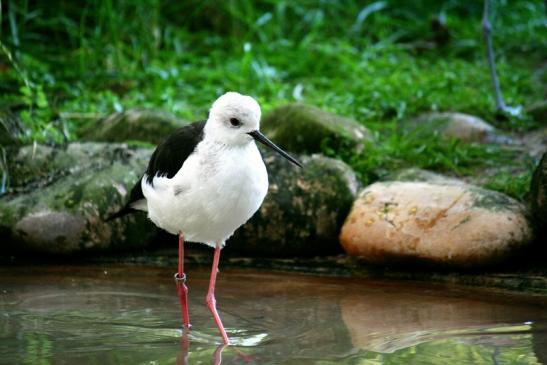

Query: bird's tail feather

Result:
[106,176,147,222]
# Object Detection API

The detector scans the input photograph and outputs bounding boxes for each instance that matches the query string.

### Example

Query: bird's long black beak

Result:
[248,130,302,168]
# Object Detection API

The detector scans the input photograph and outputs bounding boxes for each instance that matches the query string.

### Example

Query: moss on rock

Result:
[6,142,145,192]
[0,142,157,254]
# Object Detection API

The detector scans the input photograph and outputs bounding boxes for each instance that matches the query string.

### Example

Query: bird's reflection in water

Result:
[212,345,228,364]
[176,335,190,365]
[176,335,227,365]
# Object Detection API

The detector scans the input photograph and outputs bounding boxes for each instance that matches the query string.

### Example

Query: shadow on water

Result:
[0,264,546,364]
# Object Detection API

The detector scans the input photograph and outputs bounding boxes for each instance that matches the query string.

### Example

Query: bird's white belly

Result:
[142,142,268,247]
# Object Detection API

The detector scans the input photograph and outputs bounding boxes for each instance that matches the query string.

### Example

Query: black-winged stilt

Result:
[108,92,301,345]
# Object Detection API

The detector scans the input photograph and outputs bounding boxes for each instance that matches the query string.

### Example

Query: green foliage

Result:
[18,84,66,144]
[325,126,531,199]
[0,0,545,198]
[484,170,534,201]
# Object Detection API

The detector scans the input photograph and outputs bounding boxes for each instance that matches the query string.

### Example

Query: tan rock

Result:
[339,182,532,267]
[439,112,495,142]
[407,112,500,143]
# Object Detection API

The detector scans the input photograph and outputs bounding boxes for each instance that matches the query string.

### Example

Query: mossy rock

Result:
[261,104,372,154]
[79,108,189,144]
[0,142,158,254]
[530,151,547,237]
[230,151,359,256]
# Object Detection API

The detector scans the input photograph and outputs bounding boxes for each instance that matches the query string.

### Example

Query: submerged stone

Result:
[0,142,157,254]
[79,108,189,144]
[231,151,359,256]
[261,104,372,154]
[339,181,532,267]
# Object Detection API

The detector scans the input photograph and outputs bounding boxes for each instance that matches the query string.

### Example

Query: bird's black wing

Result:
[106,120,206,221]
[145,120,206,184]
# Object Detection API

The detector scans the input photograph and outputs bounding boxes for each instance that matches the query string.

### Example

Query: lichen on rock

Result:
[0,142,157,254]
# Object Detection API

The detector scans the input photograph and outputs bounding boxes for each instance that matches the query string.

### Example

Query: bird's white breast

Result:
[141,140,268,247]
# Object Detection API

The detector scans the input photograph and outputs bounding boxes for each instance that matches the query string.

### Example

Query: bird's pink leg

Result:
[175,232,191,330]
[206,244,230,345]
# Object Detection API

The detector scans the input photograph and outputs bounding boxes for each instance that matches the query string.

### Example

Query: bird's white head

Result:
[204,91,302,167]
[204,92,262,146]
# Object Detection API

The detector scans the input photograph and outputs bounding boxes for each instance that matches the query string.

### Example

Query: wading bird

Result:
[108,92,301,345]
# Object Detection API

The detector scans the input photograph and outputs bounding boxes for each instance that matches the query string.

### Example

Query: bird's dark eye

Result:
[229,118,241,127]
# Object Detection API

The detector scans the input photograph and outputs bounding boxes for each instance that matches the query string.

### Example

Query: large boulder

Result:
[530,151,547,238]
[79,108,189,144]
[339,181,532,267]
[0,142,157,254]
[404,112,503,143]
[261,104,372,154]
[230,152,359,256]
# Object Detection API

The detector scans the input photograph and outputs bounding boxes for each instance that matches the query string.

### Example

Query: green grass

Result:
[1,0,546,199]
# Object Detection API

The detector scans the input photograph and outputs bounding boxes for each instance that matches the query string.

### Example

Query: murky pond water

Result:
[1,264,546,364]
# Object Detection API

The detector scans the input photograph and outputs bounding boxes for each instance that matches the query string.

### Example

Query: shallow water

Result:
[0,265,546,365]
